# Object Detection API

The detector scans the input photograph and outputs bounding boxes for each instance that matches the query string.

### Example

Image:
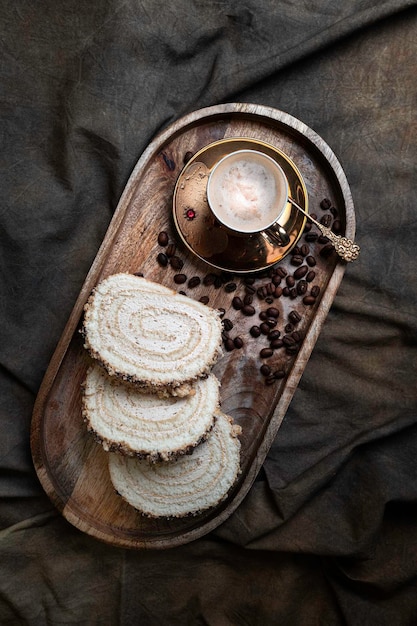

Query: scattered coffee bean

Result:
[289,310,301,325]
[157,231,169,246]
[203,273,216,286]
[133,272,144,277]
[244,276,256,285]
[222,318,233,331]
[285,323,294,333]
[183,151,193,164]
[303,221,312,232]
[199,296,209,305]
[272,274,282,286]
[170,256,183,270]
[188,276,201,289]
[268,329,281,341]
[274,286,283,298]
[318,235,330,244]
[244,294,253,305]
[266,306,279,318]
[232,296,243,310]
[214,275,223,289]
[282,335,296,346]
[265,296,274,304]
[250,325,261,338]
[245,284,256,295]
[257,286,268,299]
[330,206,338,217]
[276,267,287,278]
[290,255,304,267]
[300,244,310,257]
[242,304,256,316]
[311,285,321,298]
[174,273,187,284]
[224,282,237,293]
[320,243,334,258]
[320,214,333,228]
[282,287,290,297]
[222,330,230,342]
[259,311,267,320]
[273,369,286,379]
[224,338,235,352]
[286,344,300,355]
[286,275,296,288]
[305,232,318,242]
[320,198,332,210]
[294,265,308,280]
[265,375,276,385]
[260,322,270,335]
[265,317,278,329]
[260,364,271,377]
[332,219,342,234]
[234,336,244,349]
[290,288,298,299]
[303,295,316,305]
[306,270,316,283]
[166,243,177,257]
[297,279,308,296]
[260,348,273,359]
[291,246,301,256]
[306,255,316,267]
[218,308,226,318]
[292,331,302,342]
[157,252,168,267]
[270,338,283,349]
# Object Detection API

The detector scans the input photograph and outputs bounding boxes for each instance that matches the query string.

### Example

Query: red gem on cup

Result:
[184,208,196,220]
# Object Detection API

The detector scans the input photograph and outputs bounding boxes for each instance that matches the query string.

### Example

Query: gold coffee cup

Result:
[206,149,289,244]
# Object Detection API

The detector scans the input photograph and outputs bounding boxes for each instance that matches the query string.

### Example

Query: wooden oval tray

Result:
[31,103,356,549]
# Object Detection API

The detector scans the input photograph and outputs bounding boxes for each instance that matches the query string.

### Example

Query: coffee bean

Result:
[310,213,317,220]
[303,295,316,305]
[222,318,233,331]
[224,338,235,351]
[311,285,321,298]
[214,275,223,289]
[286,344,300,355]
[224,282,237,293]
[320,214,333,228]
[183,151,193,164]
[221,330,230,342]
[157,231,169,247]
[289,310,301,325]
[242,304,256,316]
[320,244,334,258]
[285,323,294,333]
[166,243,177,257]
[250,325,261,338]
[257,286,267,299]
[174,273,187,284]
[232,296,243,310]
[282,335,296,346]
[297,280,307,296]
[265,317,277,328]
[290,288,298,299]
[266,282,275,295]
[233,337,244,349]
[286,276,296,288]
[170,256,183,270]
[270,338,283,349]
[274,286,283,298]
[320,198,332,210]
[133,272,144,277]
[318,235,330,244]
[291,246,301,256]
[259,311,267,320]
[282,287,290,297]
[294,265,308,280]
[260,348,273,359]
[305,232,318,242]
[332,219,342,234]
[179,290,186,295]
[306,270,316,283]
[265,375,276,385]
[303,221,312,232]
[306,255,316,267]
[330,206,338,217]
[260,364,271,377]
[199,295,209,304]
[188,276,201,289]
[266,306,279,318]
[218,308,226,318]
[244,294,253,305]
[268,329,281,341]
[260,322,270,335]
[300,244,310,257]
[290,255,304,267]
[245,284,256,295]
[265,296,274,304]
[244,276,256,285]
[272,274,282,286]
[273,369,286,379]
[276,267,287,278]
[157,252,168,267]
[292,331,302,342]
[203,273,216,286]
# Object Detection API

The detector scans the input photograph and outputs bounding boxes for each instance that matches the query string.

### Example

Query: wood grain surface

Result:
[30,103,356,549]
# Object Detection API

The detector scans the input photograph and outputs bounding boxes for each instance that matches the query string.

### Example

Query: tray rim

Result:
[30,103,355,549]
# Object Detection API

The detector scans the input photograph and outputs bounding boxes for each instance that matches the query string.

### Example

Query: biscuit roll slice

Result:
[82,274,223,396]
[108,412,242,518]
[83,364,220,462]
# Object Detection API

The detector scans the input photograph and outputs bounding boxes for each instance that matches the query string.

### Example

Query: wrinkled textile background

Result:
[1,1,417,624]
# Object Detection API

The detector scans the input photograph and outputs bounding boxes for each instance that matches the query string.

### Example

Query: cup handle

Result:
[262,224,290,247]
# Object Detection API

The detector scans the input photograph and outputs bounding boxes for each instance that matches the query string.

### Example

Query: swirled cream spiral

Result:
[108,411,242,518]
[82,364,220,461]
[82,274,223,395]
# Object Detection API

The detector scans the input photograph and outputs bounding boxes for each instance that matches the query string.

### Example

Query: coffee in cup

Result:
[207,149,288,236]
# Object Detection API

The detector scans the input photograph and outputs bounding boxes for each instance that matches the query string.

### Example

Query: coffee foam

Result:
[208,152,287,233]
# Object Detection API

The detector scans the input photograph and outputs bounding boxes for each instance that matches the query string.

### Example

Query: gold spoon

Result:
[288,197,360,262]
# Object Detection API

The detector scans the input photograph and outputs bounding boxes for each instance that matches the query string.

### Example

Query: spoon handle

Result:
[288,197,360,262]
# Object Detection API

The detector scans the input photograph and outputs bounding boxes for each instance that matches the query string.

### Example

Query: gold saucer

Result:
[173,138,308,273]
